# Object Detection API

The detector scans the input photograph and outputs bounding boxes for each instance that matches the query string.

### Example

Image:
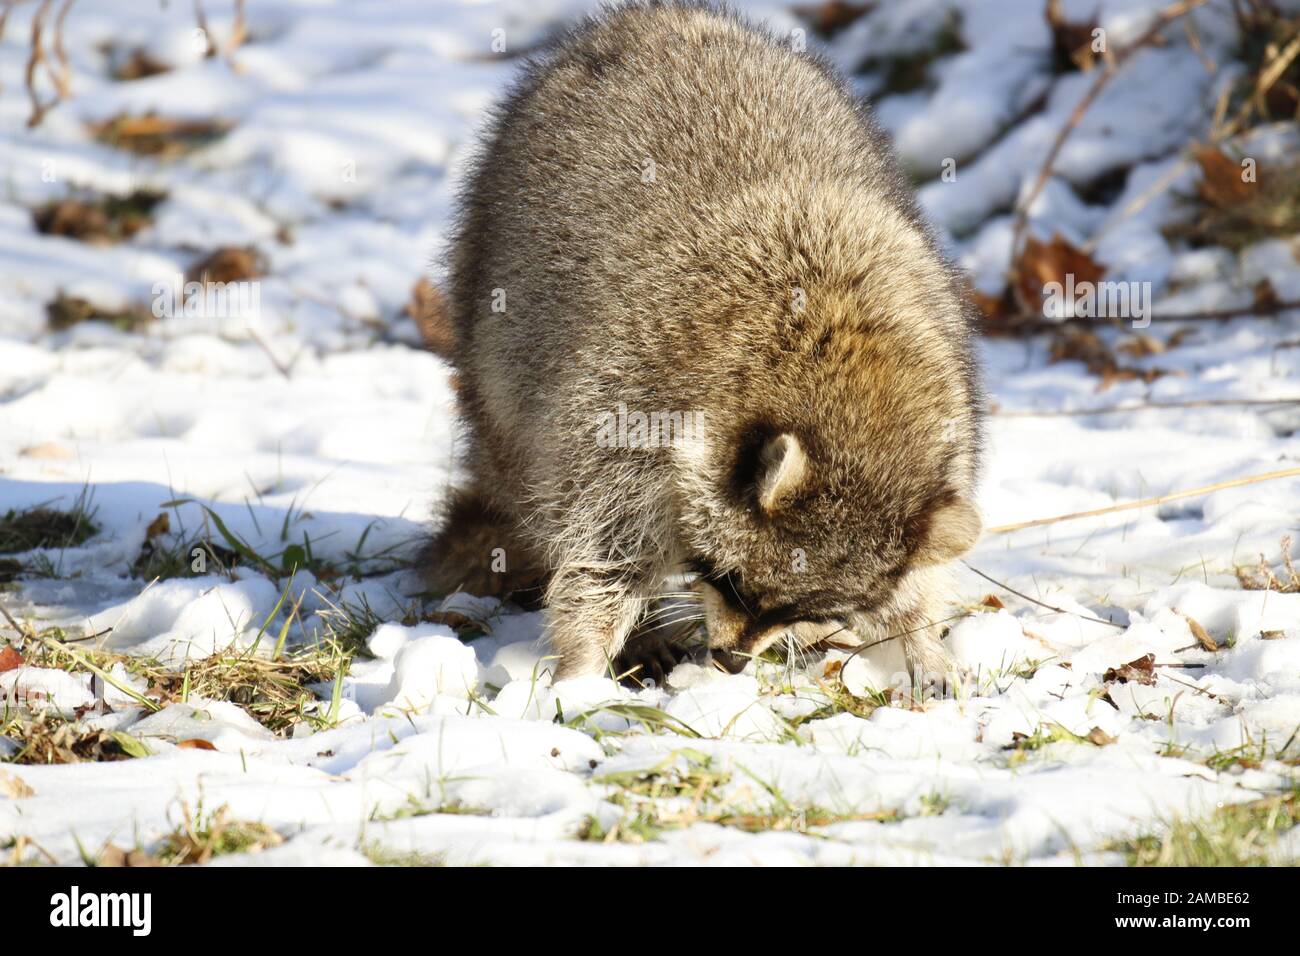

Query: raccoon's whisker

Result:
[837,613,971,668]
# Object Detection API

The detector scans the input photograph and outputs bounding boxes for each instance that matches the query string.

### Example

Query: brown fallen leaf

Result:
[90,114,229,158]
[1048,326,1173,392]
[1015,233,1105,315]
[186,247,264,285]
[1260,629,1285,640]
[112,49,171,82]
[822,659,844,679]
[979,594,1006,610]
[1086,726,1117,746]
[1194,145,1255,209]
[33,199,111,243]
[97,842,163,867]
[177,738,217,751]
[144,513,170,539]
[791,1,873,37]
[1046,0,1101,72]
[1103,653,1157,685]
[1176,610,1218,652]
[0,645,24,673]
[1253,277,1280,313]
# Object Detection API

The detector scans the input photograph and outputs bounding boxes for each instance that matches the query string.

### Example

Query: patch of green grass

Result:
[361,843,450,866]
[1002,721,1117,767]
[5,609,351,737]
[0,708,148,765]
[564,701,704,741]
[1116,790,1299,866]
[46,292,154,333]
[0,492,99,555]
[132,499,405,588]
[154,803,283,865]
[583,749,899,843]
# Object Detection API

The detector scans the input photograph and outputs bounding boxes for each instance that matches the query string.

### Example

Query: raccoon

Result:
[425,1,984,683]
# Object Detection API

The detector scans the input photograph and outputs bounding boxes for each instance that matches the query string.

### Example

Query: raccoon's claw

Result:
[615,631,691,688]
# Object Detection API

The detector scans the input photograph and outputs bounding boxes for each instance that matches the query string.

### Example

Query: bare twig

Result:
[1008,0,1211,306]
[226,0,247,67]
[987,296,1300,332]
[987,466,1300,534]
[48,0,74,99]
[24,0,52,127]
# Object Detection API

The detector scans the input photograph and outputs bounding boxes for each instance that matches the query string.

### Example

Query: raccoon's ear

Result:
[912,494,982,566]
[755,433,807,513]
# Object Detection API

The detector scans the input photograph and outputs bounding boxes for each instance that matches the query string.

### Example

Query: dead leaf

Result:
[1086,726,1117,746]
[792,1,874,37]
[1048,326,1173,392]
[1103,653,1157,685]
[112,49,171,82]
[1260,629,1285,640]
[177,738,217,751]
[1046,0,1101,72]
[1015,233,1105,315]
[0,770,35,799]
[0,645,23,673]
[1175,610,1218,652]
[89,114,229,158]
[97,842,163,867]
[822,659,844,679]
[144,513,170,539]
[1253,277,1280,312]
[186,247,264,285]
[1194,145,1255,209]
[32,199,111,243]
[979,594,1005,610]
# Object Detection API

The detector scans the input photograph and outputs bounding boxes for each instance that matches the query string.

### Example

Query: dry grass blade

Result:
[987,466,1300,534]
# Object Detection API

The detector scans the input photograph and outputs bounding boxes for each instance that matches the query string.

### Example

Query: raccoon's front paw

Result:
[614,630,694,688]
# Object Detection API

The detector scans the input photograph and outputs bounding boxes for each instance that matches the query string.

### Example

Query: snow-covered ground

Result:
[1,0,1298,865]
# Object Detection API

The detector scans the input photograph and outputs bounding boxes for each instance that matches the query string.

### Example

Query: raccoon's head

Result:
[684,428,981,673]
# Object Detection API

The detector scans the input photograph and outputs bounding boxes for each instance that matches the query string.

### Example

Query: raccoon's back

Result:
[449,4,916,372]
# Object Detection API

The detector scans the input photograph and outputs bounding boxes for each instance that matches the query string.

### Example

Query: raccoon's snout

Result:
[711,647,750,674]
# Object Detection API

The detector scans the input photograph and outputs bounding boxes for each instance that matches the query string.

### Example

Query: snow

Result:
[1,0,1299,866]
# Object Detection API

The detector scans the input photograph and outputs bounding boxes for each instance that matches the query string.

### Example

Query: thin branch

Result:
[47,0,74,99]
[1007,0,1211,306]
[986,296,1300,333]
[24,0,52,127]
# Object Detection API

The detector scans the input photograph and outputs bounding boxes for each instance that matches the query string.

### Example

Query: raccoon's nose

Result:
[711,648,749,674]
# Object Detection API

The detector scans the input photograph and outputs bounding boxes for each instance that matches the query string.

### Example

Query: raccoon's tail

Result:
[419,486,549,609]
